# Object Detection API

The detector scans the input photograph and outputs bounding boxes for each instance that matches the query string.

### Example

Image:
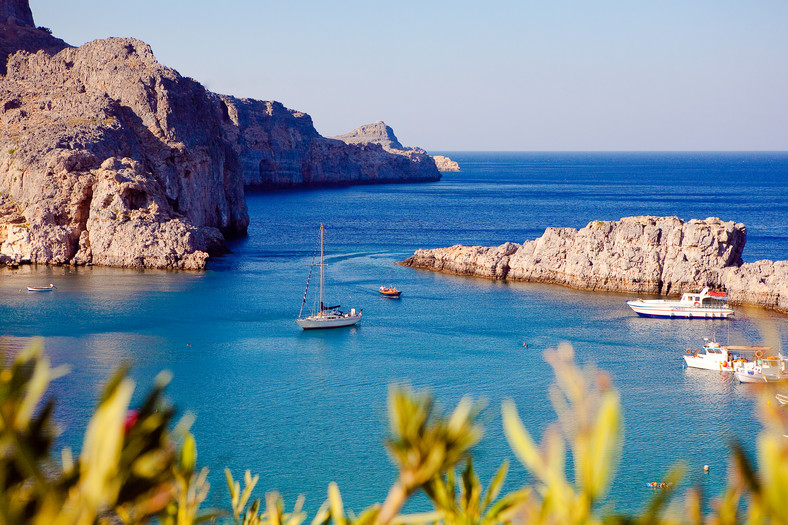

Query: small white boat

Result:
[296,224,362,330]
[626,287,734,319]
[734,354,788,383]
[683,338,769,372]
[27,283,56,292]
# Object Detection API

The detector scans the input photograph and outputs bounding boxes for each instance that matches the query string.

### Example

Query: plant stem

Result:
[376,480,409,525]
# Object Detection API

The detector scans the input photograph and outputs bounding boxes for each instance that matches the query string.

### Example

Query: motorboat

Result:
[379,286,402,298]
[734,354,788,383]
[27,283,56,292]
[626,287,734,319]
[296,224,362,330]
[682,338,769,372]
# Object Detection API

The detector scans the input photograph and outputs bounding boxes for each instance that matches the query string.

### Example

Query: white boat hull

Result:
[734,370,788,383]
[682,355,734,371]
[627,301,734,319]
[296,313,362,330]
[734,358,788,383]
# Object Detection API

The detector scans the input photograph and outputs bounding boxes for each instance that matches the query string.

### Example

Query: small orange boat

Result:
[379,286,402,298]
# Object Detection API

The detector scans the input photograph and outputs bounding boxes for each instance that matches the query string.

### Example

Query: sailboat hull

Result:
[296,313,362,329]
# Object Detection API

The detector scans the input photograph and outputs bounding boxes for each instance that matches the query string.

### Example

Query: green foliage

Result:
[377,386,484,524]
[423,459,529,525]
[501,343,623,524]
[1,340,788,524]
[0,340,200,524]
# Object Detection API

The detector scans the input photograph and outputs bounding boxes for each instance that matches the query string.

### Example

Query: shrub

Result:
[1,341,787,524]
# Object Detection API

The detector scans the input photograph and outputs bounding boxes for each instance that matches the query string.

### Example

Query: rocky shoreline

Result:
[0,0,440,270]
[401,216,788,314]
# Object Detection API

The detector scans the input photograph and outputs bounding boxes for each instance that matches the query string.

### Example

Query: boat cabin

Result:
[680,288,729,307]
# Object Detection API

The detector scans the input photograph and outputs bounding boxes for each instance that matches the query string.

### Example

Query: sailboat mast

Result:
[319,223,324,317]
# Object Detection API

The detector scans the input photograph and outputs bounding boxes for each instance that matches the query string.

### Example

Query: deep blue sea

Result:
[2,152,787,516]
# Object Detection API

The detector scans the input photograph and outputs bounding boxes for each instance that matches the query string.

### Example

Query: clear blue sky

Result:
[30,0,788,151]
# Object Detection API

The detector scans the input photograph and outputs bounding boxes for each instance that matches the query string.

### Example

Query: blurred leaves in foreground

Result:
[1,339,787,524]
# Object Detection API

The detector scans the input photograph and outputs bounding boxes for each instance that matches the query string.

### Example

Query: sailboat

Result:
[296,224,362,330]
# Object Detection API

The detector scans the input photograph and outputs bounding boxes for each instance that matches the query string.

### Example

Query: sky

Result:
[29,0,788,151]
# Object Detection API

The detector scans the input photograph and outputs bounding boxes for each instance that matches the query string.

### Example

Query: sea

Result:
[1,151,787,516]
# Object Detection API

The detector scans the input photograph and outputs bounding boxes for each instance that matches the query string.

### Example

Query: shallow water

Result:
[1,152,787,515]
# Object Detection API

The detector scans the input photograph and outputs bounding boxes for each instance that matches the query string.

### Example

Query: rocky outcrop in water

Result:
[433,155,460,172]
[401,216,788,314]
[0,0,440,269]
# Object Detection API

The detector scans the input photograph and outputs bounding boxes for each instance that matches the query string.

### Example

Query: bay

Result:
[1,151,787,515]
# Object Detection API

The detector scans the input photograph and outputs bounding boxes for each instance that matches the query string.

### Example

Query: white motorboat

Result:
[682,338,769,372]
[626,287,734,319]
[734,354,788,383]
[296,224,362,330]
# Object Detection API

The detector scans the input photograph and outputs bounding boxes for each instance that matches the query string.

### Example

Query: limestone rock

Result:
[723,260,788,314]
[219,106,441,187]
[0,36,248,269]
[402,216,788,314]
[331,121,404,150]
[1,0,67,76]
[1,0,441,269]
[0,0,34,27]
[433,155,460,172]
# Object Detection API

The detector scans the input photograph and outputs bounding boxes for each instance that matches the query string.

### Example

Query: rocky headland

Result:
[433,155,460,172]
[401,216,788,314]
[222,113,439,188]
[0,0,439,269]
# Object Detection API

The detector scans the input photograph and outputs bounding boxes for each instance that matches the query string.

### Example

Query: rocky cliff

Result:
[0,0,66,75]
[0,0,32,26]
[216,105,440,188]
[0,36,247,269]
[0,0,440,269]
[401,216,788,314]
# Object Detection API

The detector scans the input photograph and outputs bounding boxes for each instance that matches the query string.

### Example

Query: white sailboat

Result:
[296,224,362,330]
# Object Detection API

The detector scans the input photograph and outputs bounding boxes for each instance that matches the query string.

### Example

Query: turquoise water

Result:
[1,152,787,515]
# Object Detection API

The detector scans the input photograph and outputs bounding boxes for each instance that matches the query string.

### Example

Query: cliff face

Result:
[0,37,248,268]
[0,0,440,269]
[401,216,788,314]
[217,105,441,187]
[0,0,33,27]
[0,0,67,75]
